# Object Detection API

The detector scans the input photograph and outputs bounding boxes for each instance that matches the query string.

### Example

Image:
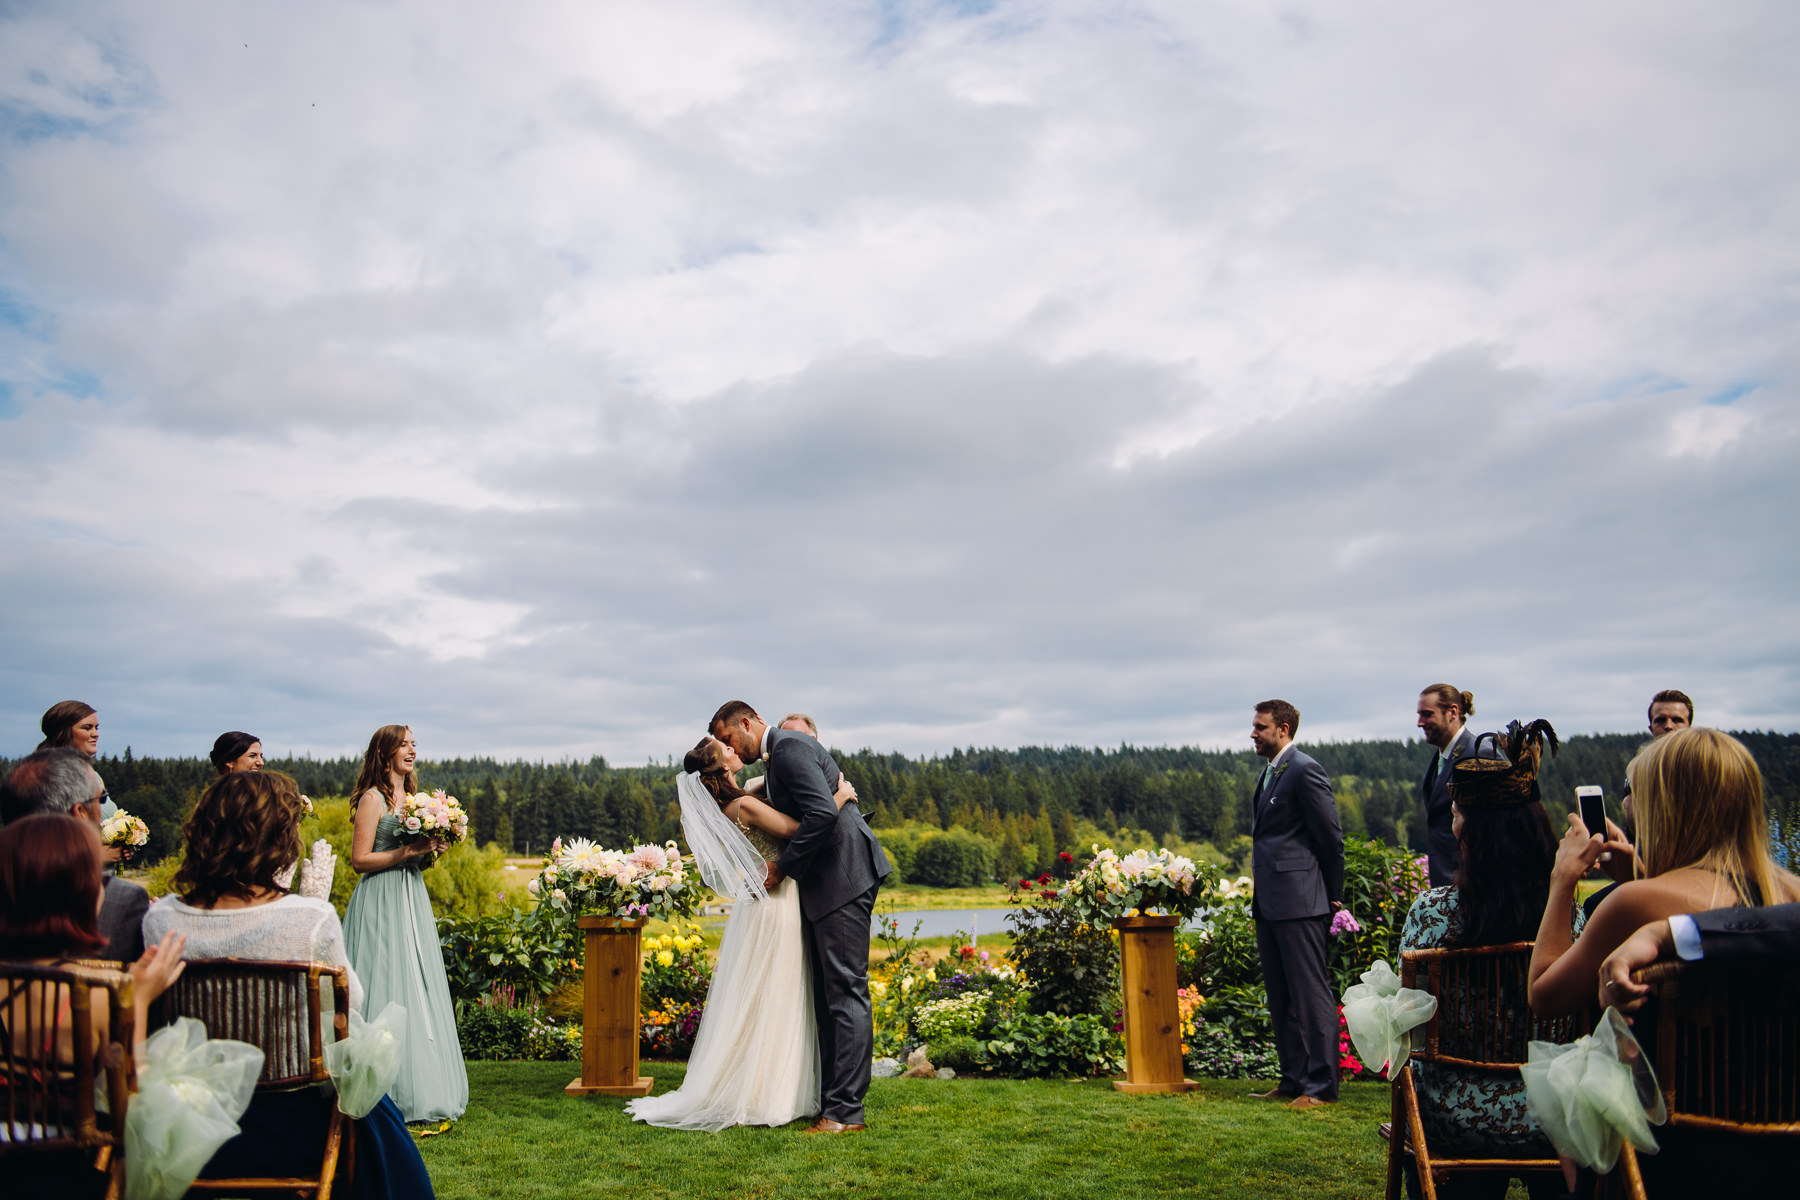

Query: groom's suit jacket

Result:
[1249,748,1344,922]
[1421,726,1477,888]
[763,728,891,922]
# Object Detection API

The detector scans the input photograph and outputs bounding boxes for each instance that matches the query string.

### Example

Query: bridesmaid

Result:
[340,724,468,1123]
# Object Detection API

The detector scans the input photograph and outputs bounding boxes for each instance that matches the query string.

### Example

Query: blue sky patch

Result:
[1707,381,1758,406]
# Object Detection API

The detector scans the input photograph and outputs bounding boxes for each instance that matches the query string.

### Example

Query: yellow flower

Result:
[871,980,888,996]
[658,934,674,949]
[656,950,674,967]
[1125,908,1140,918]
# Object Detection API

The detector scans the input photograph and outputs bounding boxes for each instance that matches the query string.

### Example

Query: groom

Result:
[711,701,892,1133]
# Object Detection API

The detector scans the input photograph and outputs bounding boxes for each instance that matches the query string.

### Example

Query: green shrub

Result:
[1329,838,1430,995]
[912,993,990,1040]
[438,904,583,1004]
[929,1034,988,1073]
[456,1003,579,1061]
[985,1012,1123,1078]
[1004,891,1117,1018]
[1183,898,1262,994]
[910,829,998,887]
[423,838,511,920]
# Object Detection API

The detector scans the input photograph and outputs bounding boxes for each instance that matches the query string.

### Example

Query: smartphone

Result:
[1576,785,1609,861]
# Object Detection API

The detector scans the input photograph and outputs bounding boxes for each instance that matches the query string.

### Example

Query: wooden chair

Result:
[156,959,354,1200]
[1612,958,1800,1198]
[0,960,136,1200]
[1385,942,1588,1200]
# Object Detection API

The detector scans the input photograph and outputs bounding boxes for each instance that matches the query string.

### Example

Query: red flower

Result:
[1038,873,1052,884]
[1059,852,1073,862]
[1020,878,1033,888]
[1040,889,1058,899]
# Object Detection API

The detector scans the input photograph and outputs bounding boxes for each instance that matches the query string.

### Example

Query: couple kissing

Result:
[624,702,892,1134]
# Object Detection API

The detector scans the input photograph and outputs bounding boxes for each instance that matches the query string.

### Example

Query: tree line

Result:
[11,731,1796,868]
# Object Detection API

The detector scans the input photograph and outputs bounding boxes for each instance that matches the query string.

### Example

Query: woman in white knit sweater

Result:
[143,771,433,1200]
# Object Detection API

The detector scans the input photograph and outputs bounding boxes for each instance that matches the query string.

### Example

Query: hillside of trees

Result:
[11,730,1797,871]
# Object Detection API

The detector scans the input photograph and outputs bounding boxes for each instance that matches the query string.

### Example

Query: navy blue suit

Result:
[1250,747,1345,1100]
[760,728,891,1125]
[1421,727,1477,888]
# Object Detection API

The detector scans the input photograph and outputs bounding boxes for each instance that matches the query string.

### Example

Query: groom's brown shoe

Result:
[802,1118,865,1134]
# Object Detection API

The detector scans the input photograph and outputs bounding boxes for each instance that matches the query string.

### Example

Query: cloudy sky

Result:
[2,1,1795,763]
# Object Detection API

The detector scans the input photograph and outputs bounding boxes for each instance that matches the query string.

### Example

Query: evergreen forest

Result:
[12,731,1798,873]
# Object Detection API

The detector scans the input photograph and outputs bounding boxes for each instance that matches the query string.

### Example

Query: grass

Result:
[418,1062,1408,1199]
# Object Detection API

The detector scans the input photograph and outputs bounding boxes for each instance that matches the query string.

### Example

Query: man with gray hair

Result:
[1,748,147,962]
[779,712,819,737]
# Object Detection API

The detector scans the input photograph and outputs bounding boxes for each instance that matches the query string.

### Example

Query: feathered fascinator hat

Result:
[1449,719,1560,809]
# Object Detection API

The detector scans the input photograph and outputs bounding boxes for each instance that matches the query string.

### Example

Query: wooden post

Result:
[566,915,654,1097]
[1112,914,1198,1094]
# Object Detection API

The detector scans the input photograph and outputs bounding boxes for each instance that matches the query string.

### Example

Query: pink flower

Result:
[1329,909,1362,937]
[628,844,669,873]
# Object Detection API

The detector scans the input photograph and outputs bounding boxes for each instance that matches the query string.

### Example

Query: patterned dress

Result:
[1399,887,1584,1152]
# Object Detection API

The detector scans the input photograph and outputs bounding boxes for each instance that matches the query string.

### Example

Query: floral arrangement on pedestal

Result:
[527,837,700,923]
[1062,845,1216,927]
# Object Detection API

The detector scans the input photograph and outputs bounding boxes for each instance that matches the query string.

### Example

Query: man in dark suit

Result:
[0,748,148,963]
[1599,903,1800,1010]
[712,701,891,1134]
[1245,699,1345,1110]
[1416,684,1478,887]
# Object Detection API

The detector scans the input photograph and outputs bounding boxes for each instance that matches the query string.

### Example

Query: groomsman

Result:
[1416,684,1478,887]
[1245,700,1344,1110]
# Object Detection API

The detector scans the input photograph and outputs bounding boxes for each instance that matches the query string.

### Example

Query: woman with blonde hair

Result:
[1528,727,1800,1015]
[339,724,466,1123]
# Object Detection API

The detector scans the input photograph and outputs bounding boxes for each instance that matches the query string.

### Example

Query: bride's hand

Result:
[833,773,857,809]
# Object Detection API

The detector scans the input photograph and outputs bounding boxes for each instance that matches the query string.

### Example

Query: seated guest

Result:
[1398,719,1569,1200]
[143,770,434,1200]
[1580,689,1696,922]
[0,815,187,1199]
[1,749,147,962]
[1528,727,1800,1014]
[210,730,265,774]
[1529,728,1799,1195]
[1600,902,1800,1011]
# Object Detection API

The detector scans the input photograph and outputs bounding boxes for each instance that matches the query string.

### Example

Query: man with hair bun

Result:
[1416,684,1478,887]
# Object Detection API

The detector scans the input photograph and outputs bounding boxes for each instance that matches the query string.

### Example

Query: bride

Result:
[625,735,856,1131]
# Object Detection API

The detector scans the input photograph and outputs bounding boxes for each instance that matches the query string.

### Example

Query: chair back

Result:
[1638,958,1800,1133]
[0,960,135,1151]
[1402,942,1586,1071]
[157,959,349,1088]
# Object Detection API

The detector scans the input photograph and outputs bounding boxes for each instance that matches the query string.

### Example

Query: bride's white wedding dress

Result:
[625,819,820,1131]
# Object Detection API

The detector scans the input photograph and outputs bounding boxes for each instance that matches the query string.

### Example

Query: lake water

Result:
[700,905,1220,938]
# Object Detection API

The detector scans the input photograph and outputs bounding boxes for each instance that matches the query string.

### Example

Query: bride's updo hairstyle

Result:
[173,771,307,907]
[349,724,417,809]
[685,737,751,806]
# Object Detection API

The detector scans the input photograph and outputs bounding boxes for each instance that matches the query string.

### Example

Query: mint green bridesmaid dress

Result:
[341,812,468,1123]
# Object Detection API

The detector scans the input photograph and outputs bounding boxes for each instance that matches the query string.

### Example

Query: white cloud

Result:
[1,0,1795,759]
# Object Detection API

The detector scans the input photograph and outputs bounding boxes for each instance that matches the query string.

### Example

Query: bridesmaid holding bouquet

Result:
[341,724,468,1123]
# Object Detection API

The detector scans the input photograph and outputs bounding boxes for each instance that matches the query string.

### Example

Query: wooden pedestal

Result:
[1112,914,1199,1094]
[566,915,654,1098]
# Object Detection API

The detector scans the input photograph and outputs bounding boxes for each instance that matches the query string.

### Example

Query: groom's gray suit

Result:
[761,727,892,1125]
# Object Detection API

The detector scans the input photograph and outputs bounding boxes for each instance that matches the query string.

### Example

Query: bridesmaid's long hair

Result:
[351,725,417,813]
[685,737,750,805]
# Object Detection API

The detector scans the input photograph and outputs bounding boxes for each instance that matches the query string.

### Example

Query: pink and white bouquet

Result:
[100,810,149,855]
[1063,845,1215,926]
[527,837,699,922]
[396,789,469,848]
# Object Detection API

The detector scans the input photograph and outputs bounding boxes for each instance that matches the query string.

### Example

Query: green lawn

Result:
[419,1062,1411,1199]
